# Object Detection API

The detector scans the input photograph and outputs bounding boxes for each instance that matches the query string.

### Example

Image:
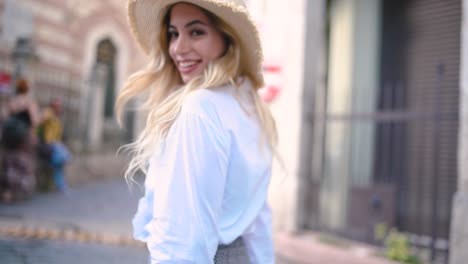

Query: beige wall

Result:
[458,0,468,199]
[450,0,468,263]
[247,0,306,231]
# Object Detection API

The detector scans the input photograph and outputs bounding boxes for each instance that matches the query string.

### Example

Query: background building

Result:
[0,0,309,233]
[296,1,468,264]
[2,0,468,263]
[0,0,146,152]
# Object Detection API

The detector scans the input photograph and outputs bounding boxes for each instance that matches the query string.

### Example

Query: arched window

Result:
[96,38,117,119]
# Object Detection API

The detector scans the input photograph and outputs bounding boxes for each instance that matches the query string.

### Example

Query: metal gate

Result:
[377,2,460,260]
[304,1,461,263]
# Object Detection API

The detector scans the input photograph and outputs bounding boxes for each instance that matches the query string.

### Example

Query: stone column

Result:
[450,1,468,263]
[296,0,327,230]
[86,63,107,151]
[316,0,381,231]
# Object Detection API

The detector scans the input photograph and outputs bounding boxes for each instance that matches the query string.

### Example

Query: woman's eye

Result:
[168,31,178,40]
[191,30,205,37]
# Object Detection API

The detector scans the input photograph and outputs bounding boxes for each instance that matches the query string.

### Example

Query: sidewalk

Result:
[275,232,396,264]
[65,152,130,186]
[0,178,396,264]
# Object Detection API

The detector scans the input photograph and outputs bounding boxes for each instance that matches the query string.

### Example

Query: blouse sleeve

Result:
[243,202,275,264]
[146,96,231,264]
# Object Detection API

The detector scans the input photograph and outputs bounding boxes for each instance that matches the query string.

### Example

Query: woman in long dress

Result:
[0,79,39,202]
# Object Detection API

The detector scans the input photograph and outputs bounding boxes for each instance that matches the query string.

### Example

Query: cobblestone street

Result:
[0,179,290,264]
[0,178,394,264]
[0,236,148,264]
[0,236,299,264]
[0,179,147,263]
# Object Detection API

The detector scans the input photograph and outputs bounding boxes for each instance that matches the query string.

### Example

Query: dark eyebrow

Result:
[185,20,208,28]
[169,20,208,29]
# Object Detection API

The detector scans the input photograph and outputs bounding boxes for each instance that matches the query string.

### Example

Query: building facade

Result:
[0,0,309,235]
[10,2,468,264]
[297,1,468,264]
[0,0,146,151]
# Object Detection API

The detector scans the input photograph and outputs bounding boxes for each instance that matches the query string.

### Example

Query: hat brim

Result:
[128,0,264,87]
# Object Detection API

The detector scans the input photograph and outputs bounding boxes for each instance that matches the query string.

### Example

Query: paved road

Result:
[0,236,148,264]
[0,178,149,264]
[0,178,297,264]
[0,178,144,238]
[0,178,392,264]
[0,236,298,264]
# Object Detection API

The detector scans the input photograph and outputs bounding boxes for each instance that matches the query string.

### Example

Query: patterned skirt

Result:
[214,237,250,264]
[147,237,250,264]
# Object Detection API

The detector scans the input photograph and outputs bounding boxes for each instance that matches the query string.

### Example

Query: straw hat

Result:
[127,0,264,88]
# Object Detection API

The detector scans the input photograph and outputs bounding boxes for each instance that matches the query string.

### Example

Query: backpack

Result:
[1,117,29,149]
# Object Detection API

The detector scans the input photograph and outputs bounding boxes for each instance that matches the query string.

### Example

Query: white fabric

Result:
[132,79,274,264]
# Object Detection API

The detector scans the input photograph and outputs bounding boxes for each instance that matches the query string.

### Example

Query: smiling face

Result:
[167,3,227,83]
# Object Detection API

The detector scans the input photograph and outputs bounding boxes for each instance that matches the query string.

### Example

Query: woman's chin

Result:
[181,73,201,84]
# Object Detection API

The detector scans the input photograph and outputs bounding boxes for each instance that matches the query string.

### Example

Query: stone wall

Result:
[450,0,468,263]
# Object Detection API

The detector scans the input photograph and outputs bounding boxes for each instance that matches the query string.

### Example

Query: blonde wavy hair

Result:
[116,4,277,181]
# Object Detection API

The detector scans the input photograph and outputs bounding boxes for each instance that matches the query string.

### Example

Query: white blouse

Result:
[132,79,274,264]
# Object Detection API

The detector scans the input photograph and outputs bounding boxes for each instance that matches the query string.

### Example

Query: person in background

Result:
[0,79,39,202]
[117,0,278,263]
[39,98,70,193]
[0,92,7,142]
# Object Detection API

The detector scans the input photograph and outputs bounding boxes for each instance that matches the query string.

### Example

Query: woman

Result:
[0,79,39,202]
[117,1,277,263]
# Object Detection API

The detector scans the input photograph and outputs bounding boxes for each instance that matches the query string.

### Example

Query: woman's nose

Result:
[172,35,190,54]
